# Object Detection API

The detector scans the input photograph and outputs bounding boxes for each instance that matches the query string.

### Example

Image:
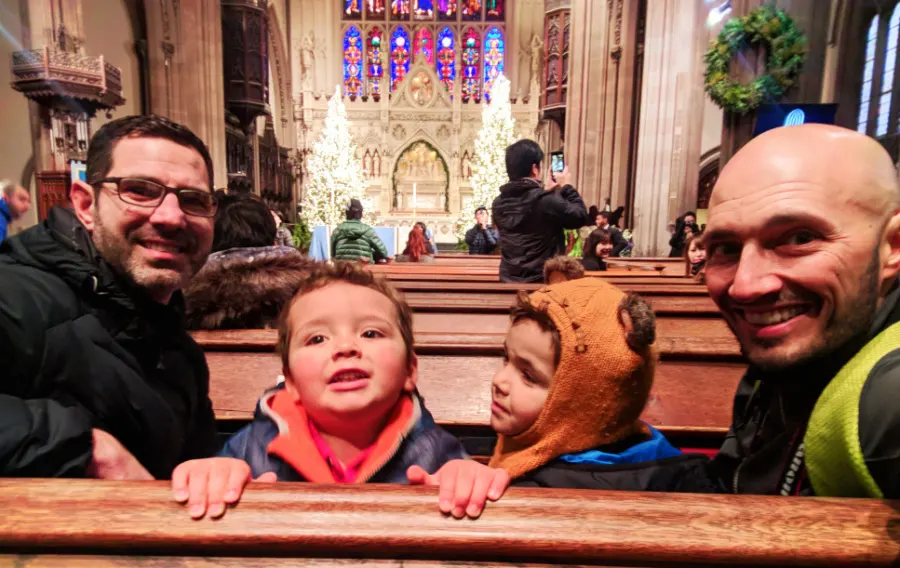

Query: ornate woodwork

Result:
[225,112,254,193]
[35,170,70,221]
[542,2,571,128]
[222,0,271,131]
[258,115,295,219]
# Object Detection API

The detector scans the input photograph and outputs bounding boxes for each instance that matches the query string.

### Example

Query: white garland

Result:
[301,86,374,228]
[455,75,518,241]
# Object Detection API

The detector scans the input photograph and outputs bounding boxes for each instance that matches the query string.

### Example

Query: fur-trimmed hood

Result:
[184,246,315,330]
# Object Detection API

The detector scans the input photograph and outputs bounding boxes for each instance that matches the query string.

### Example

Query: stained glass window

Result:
[367,26,384,96]
[366,0,386,18]
[344,0,362,19]
[461,27,481,100]
[483,26,504,99]
[878,7,900,136]
[343,26,364,97]
[437,0,457,20]
[859,16,880,133]
[413,27,435,64]
[485,0,503,21]
[391,26,411,91]
[436,26,455,91]
[461,0,481,21]
[413,0,434,20]
[391,0,410,20]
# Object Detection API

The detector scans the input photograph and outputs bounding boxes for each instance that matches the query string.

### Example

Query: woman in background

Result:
[580,228,612,271]
[683,233,706,281]
[396,224,435,263]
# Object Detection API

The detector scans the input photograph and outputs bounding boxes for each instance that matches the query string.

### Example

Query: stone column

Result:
[631,0,706,256]
[564,0,640,212]
[144,0,227,189]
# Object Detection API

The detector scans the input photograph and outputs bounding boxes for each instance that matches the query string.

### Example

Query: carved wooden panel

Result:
[36,170,70,221]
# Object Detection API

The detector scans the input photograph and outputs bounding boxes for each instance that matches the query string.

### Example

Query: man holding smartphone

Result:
[492,140,591,283]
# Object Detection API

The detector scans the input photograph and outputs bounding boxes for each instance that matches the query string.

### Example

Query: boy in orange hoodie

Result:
[172,262,508,519]
[487,278,714,490]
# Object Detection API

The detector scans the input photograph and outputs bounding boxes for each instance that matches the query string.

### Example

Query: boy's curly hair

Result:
[542,255,585,283]
[276,262,415,371]
[509,291,562,367]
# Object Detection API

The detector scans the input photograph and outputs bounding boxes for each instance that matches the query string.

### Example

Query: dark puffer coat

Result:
[0,207,218,479]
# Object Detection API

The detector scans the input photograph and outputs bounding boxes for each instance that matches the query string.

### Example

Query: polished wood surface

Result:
[432,255,688,276]
[1,480,897,566]
[368,264,678,281]
[197,330,743,433]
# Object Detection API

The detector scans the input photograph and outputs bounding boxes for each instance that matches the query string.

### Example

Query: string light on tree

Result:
[456,74,517,241]
[301,86,374,228]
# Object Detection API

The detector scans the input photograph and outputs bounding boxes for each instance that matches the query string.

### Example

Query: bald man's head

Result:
[704,124,900,373]
[712,124,900,217]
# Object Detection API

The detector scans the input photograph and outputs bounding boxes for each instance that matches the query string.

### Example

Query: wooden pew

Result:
[434,255,689,277]
[197,329,744,441]
[368,264,676,281]
[2,480,898,567]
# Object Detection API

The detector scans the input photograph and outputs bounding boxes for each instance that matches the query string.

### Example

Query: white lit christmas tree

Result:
[301,86,373,228]
[455,75,518,241]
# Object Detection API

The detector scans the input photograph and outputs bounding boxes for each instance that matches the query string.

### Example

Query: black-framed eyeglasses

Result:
[94,177,218,218]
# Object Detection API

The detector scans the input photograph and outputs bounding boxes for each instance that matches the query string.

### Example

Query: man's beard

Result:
[92,207,204,302]
[737,249,881,374]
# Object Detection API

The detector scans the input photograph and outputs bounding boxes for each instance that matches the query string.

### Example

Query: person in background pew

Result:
[595,211,628,258]
[173,262,509,519]
[492,140,590,283]
[0,115,220,479]
[485,279,714,490]
[465,207,500,255]
[704,124,900,498]
[543,255,585,284]
[580,228,612,272]
[416,221,437,256]
[683,234,706,280]
[0,180,31,242]
[184,193,316,330]
[396,224,435,263]
[331,198,389,264]
[271,209,294,248]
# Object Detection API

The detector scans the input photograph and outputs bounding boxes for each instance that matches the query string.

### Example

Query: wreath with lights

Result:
[704,5,807,115]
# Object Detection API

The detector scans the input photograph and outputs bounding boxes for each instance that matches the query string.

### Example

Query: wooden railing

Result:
[0,480,897,566]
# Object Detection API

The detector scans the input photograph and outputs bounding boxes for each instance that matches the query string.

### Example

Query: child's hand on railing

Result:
[171,458,276,520]
[407,460,509,519]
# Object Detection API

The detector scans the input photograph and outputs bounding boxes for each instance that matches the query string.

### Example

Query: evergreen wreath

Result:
[704,5,807,115]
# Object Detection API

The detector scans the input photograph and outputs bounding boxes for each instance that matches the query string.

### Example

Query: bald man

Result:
[704,124,900,498]
[0,180,31,242]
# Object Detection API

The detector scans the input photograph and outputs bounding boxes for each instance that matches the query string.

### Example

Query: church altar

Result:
[295,52,541,245]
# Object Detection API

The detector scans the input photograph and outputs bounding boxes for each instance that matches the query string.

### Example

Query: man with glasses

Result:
[0,115,220,479]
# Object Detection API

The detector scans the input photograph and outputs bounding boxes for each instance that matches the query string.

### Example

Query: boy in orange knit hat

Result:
[488,278,715,490]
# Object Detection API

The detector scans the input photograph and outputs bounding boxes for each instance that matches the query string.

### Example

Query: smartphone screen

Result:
[550,152,565,174]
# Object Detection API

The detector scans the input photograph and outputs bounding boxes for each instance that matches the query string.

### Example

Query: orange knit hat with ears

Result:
[488,278,658,480]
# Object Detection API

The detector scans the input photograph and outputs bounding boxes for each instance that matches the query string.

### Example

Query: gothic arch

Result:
[390,136,451,212]
[267,2,292,146]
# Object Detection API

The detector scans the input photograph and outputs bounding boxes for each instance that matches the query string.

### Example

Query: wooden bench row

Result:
[198,329,743,440]
[1,480,897,566]
[433,255,689,276]
[368,264,686,281]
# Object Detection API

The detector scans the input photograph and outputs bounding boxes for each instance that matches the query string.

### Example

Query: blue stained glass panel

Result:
[343,26,364,97]
[482,26,504,99]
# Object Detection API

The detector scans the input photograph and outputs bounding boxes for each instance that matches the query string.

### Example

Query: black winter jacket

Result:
[492,179,590,283]
[513,454,716,493]
[711,283,900,497]
[0,208,218,479]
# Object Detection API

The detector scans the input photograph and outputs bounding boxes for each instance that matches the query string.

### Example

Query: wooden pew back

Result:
[2,480,897,567]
